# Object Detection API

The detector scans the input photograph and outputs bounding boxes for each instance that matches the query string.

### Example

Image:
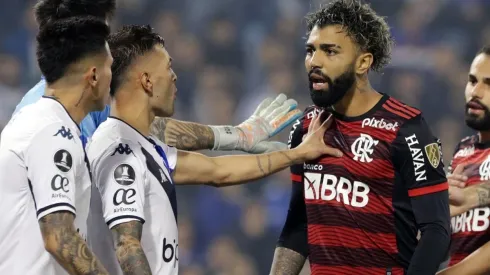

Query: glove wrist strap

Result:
[209,126,243,151]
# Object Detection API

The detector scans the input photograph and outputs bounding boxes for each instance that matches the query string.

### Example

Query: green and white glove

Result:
[209,94,302,153]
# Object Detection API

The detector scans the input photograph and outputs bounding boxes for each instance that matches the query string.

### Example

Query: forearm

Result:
[450,183,490,217]
[39,213,108,275]
[150,117,214,151]
[437,241,490,275]
[208,149,304,187]
[270,247,306,275]
[115,241,152,275]
[408,224,451,275]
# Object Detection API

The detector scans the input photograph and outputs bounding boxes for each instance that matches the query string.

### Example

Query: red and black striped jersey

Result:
[449,135,490,266]
[280,94,449,275]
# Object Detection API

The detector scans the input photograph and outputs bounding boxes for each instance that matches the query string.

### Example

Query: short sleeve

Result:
[25,123,80,219]
[94,143,146,229]
[391,115,448,197]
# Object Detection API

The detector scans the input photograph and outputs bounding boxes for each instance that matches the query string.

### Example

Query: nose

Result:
[470,83,485,99]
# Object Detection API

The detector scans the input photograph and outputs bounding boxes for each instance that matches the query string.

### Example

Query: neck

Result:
[110,90,154,137]
[479,131,490,143]
[45,84,92,124]
[333,75,382,117]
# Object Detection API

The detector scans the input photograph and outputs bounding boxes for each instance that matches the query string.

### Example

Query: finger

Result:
[448,174,468,182]
[261,94,287,116]
[265,99,296,121]
[322,147,343,158]
[252,97,273,117]
[319,113,333,131]
[270,109,303,136]
[453,164,466,175]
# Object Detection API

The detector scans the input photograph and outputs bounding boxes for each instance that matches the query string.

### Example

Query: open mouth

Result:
[467,101,484,110]
[309,73,328,90]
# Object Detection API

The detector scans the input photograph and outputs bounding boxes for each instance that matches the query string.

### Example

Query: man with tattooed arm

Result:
[0,17,111,275]
[86,25,342,275]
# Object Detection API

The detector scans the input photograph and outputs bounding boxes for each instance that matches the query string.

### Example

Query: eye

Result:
[325,49,337,56]
[305,48,313,55]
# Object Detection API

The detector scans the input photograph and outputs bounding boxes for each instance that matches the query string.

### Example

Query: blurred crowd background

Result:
[1,0,490,274]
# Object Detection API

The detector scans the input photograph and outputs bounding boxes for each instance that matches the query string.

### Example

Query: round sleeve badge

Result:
[113,164,136,185]
[54,149,73,172]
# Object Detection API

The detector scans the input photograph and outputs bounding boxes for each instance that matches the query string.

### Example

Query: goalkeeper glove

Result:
[209,93,302,153]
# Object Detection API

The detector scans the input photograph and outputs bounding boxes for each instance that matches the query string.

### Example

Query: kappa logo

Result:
[113,164,136,185]
[480,155,490,181]
[54,149,73,172]
[54,126,73,140]
[424,143,441,168]
[361,117,398,131]
[111,143,133,156]
[351,134,379,163]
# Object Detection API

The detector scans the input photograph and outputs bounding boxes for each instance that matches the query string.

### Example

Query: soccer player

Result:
[0,17,111,274]
[435,45,490,268]
[18,0,299,152]
[270,1,451,274]
[86,25,342,275]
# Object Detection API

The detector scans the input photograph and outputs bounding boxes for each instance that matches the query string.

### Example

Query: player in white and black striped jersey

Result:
[0,17,111,275]
[86,24,342,275]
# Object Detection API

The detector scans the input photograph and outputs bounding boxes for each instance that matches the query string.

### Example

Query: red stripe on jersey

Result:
[310,265,404,275]
[387,98,420,117]
[308,225,398,253]
[382,103,411,119]
[408,181,448,197]
[318,158,395,180]
[305,194,393,215]
[291,173,302,182]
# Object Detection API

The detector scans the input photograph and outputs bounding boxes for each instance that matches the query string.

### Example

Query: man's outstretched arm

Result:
[450,181,490,216]
[150,94,301,153]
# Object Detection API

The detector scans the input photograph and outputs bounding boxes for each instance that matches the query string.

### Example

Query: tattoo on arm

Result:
[477,182,490,207]
[112,221,152,275]
[270,247,306,275]
[256,156,267,176]
[150,118,215,151]
[39,211,108,275]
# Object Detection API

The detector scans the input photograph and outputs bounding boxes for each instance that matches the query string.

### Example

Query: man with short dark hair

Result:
[270,1,451,274]
[15,0,299,153]
[0,16,110,274]
[86,24,342,275]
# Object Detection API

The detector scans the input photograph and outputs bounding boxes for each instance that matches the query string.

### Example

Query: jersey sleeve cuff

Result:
[37,203,76,220]
[106,215,145,229]
[408,181,448,197]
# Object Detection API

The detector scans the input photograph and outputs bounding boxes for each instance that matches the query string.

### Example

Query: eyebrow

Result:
[305,43,342,50]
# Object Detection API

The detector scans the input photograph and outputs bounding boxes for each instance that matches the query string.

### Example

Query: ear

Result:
[140,72,153,95]
[355,52,373,75]
[86,67,98,88]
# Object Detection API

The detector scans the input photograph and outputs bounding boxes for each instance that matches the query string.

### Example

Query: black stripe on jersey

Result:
[107,215,145,227]
[27,178,37,210]
[36,202,76,217]
[309,245,401,268]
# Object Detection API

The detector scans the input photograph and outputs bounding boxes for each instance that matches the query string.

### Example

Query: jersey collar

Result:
[41,96,81,136]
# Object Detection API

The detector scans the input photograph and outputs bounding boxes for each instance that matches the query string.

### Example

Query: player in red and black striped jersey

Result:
[270,1,450,275]
[438,46,490,271]
[448,136,490,266]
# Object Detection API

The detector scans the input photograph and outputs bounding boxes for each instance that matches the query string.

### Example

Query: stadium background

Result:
[1,0,489,274]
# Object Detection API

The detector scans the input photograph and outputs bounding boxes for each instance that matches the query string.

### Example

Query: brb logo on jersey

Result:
[452,207,490,233]
[362,117,398,131]
[351,134,379,163]
[304,172,370,207]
